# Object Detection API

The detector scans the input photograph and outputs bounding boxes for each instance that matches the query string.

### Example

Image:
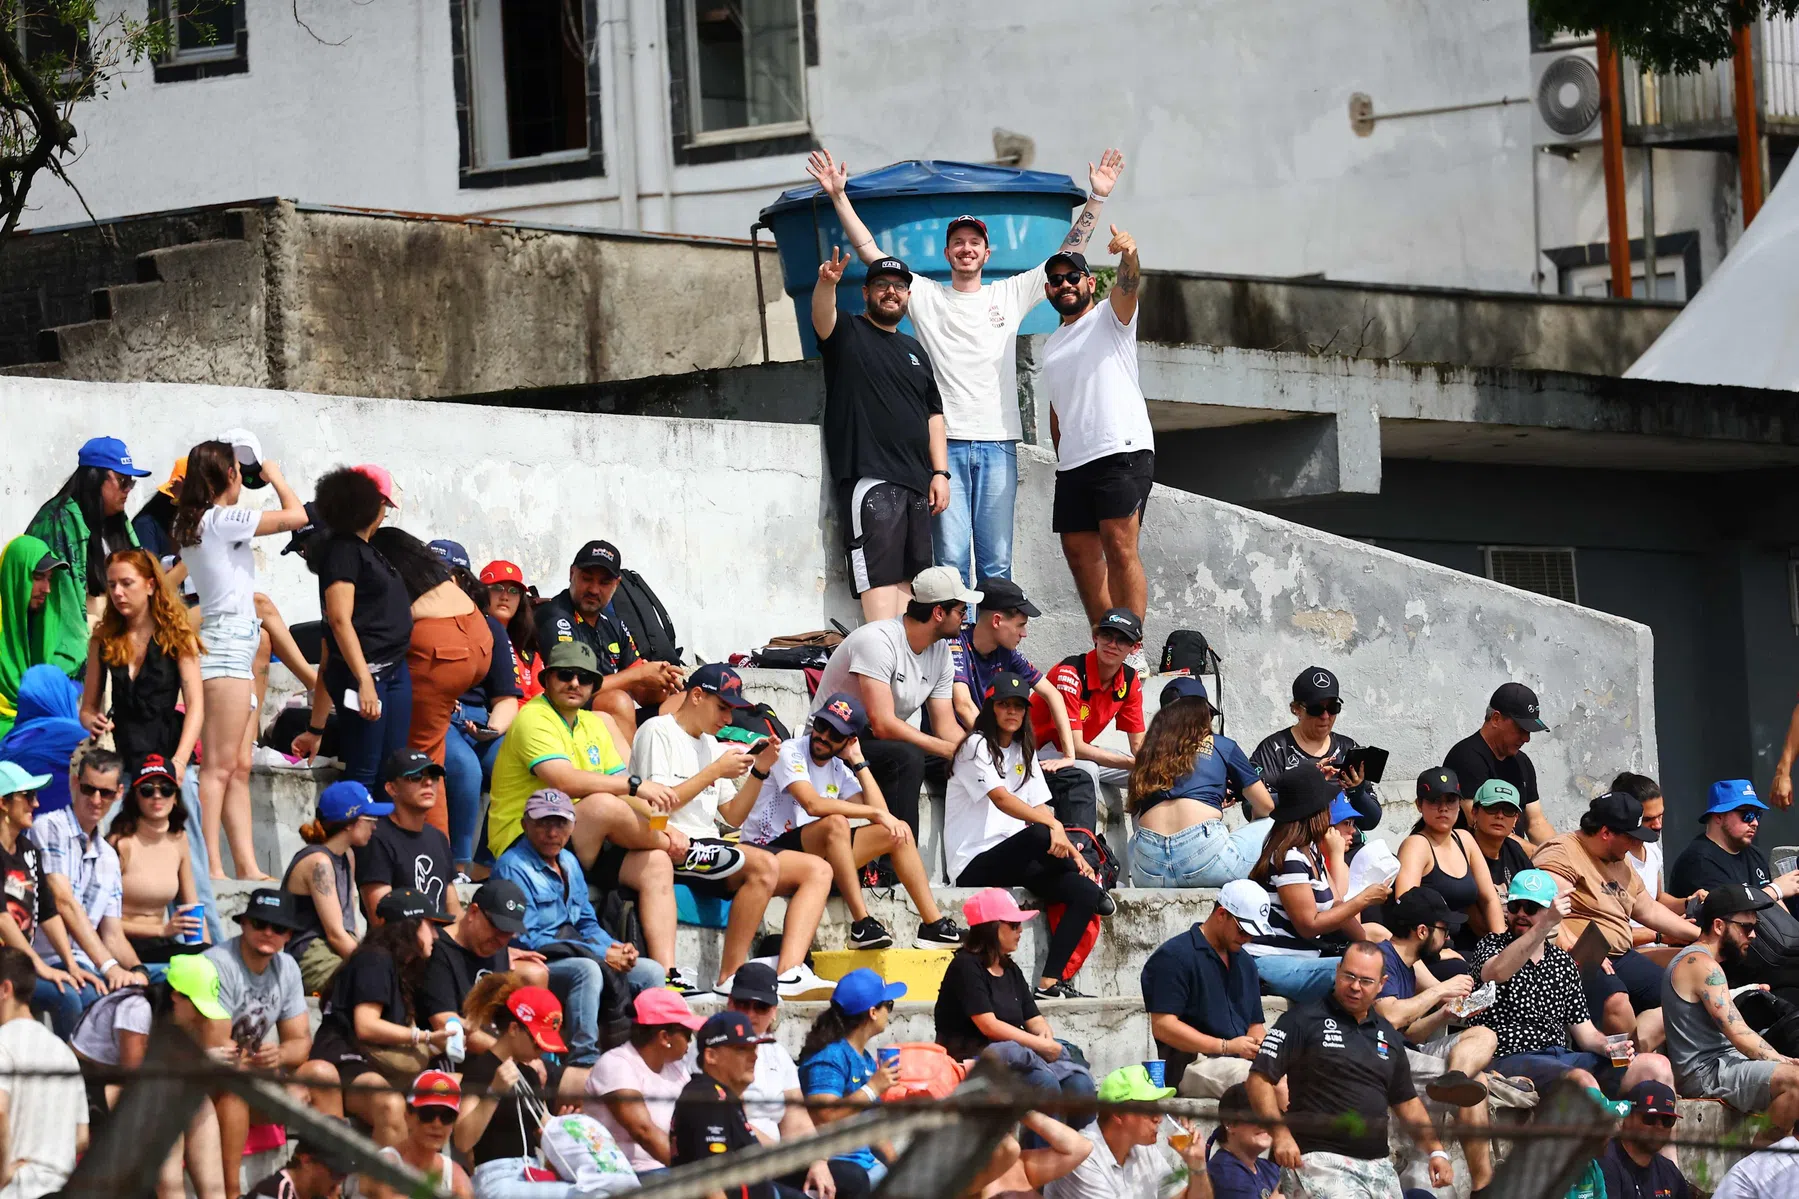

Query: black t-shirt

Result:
[1249,994,1416,1160]
[933,951,1040,1062]
[1667,834,1773,898]
[670,1072,774,1199]
[1482,836,1536,894]
[1599,1138,1691,1199]
[0,836,53,942]
[314,535,414,666]
[1250,727,1378,818]
[819,313,943,496]
[362,818,455,918]
[536,590,640,677]
[460,616,523,709]
[415,933,509,1025]
[1443,732,1540,824]
[461,1050,563,1165]
[318,947,409,1041]
[245,1169,301,1199]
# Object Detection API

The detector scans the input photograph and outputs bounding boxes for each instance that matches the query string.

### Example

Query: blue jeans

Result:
[1492,1048,1621,1094]
[985,1040,1097,1136]
[1251,954,1340,1003]
[327,659,413,789]
[34,979,99,1038]
[1130,818,1273,888]
[469,1158,585,1199]
[443,702,501,865]
[934,439,1018,586]
[546,954,665,1066]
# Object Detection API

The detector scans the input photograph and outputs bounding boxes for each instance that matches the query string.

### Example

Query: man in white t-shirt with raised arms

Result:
[807,147,1125,589]
[1040,225,1152,627]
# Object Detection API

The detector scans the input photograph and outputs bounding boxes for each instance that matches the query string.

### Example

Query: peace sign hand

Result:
[818,246,850,285]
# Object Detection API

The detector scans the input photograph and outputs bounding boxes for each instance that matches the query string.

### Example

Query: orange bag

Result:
[879,1042,967,1101]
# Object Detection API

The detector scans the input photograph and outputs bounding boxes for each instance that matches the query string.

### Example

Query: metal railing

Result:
[1623,14,1799,139]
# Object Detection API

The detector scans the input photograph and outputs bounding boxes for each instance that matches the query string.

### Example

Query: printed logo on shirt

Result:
[907,353,921,367]
[414,855,446,911]
[1375,1030,1389,1060]
[586,746,602,767]
[1320,1018,1345,1050]
[1256,1028,1284,1059]
[1012,762,1025,778]
[824,785,840,798]
[987,305,1005,328]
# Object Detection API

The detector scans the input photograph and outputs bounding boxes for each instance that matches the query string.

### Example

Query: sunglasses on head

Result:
[136,782,178,799]
[546,668,598,686]
[414,1107,458,1125]
[78,782,120,799]
[1304,700,1343,717]
[1507,900,1544,915]
[1045,270,1087,287]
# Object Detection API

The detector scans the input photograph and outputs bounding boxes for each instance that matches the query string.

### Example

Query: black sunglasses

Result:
[1304,700,1344,717]
[1045,270,1088,287]
[136,782,178,799]
[78,782,120,799]
[243,917,291,935]
[1637,1113,1677,1128]
[110,472,137,492]
[414,1107,458,1125]
[1507,900,1544,915]
[546,668,599,686]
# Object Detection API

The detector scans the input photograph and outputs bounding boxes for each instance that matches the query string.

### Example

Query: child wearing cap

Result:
[478,560,543,702]
[0,760,99,1037]
[280,780,385,994]
[798,969,906,1193]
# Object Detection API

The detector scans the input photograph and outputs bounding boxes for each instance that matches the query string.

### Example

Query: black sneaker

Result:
[1426,1070,1489,1108]
[664,966,702,995]
[1033,980,1088,1000]
[848,916,894,950]
[1095,891,1118,917]
[916,917,963,946]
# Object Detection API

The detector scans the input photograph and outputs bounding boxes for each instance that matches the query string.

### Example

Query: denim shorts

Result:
[1130,817,1272,888]
[199,612,262,681]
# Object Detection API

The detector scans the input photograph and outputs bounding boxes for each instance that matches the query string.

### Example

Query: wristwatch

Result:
[846,761,870,773]
[628,775,642,797]
[751,766,771,780]
[932,470,951,480]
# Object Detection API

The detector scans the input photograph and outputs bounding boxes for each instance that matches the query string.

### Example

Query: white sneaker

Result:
[712,973,734,997]
[778,963,834,1001]
[1125,649,1150,675]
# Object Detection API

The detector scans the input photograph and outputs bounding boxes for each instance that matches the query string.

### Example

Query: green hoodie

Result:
[0,534,87,736]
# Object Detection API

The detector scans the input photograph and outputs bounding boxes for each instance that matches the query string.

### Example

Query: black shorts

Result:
[591,842,629,891]
[305,1028,376,1080]
[1583,947,1663,1015]
[1052,449,1155,534]
[843,481,932,594]
[764,828,809,854]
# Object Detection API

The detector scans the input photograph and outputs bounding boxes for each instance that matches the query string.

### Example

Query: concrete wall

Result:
[0,375,1656,834]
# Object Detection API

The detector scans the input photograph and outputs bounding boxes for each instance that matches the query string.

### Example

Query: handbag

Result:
[514,1075,639,1194]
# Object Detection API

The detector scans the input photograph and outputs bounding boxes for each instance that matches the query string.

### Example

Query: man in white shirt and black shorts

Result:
[1040,227,1152,632]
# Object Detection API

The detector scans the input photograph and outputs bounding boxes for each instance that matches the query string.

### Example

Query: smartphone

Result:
[746,738,773,756]
[1342,745,1389,783]
[341,688,361,713]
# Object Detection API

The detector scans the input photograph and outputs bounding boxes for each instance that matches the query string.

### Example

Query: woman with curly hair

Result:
[1126,676,1273,888]
[80,549,204,776]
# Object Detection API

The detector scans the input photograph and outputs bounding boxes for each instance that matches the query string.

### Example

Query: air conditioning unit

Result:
[1531,47,1603,147]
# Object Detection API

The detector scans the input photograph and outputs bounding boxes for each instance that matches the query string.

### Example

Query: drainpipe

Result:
[1596,29,1632,298]
[602,0,639,231]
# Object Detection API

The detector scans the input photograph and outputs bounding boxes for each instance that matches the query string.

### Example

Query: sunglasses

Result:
[1507,900,1545,915]
[243,917,291,935]
[546,668,598,686]
[1304,701,1344,717]
[1734,809,1761,824]
[1045,270,1088,287]
[136,782,178,799]
[78,782,120,799]
[1637,1113,1677,1128]
[866,279,909,293]
[413,1107,458,1125]
[110,472,137,492]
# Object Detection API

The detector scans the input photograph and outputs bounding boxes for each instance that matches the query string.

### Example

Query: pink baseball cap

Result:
[352,463,401,509]
[632,987,705,1031]
[962,888,1036,926]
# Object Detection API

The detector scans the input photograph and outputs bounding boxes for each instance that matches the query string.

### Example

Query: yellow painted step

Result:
[810,948,957,1003]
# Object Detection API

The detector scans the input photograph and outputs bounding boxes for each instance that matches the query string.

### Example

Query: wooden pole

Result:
[1596,30,1631,298]
[1733,22,1765,226]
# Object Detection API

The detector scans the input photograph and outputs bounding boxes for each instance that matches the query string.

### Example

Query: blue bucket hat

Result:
[830,968,906,1016]
[1702,779,1767,822]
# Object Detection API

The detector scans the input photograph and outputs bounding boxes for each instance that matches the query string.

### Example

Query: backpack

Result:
[609,568,681,665]
[1733,988,1799,1056]
[1064,826,1121,891]
[1733,900,1799,992]
[1157,629,1226,732]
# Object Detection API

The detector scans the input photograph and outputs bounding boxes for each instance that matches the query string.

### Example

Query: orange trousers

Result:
[406,610,493,836]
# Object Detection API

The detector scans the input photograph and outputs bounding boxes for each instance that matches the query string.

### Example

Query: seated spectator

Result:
[454,976,582,1192]
[1662,884,1799,1124]
[37,750,150,994]
[0,945,85,1199]
[415,880,548,1054]
[1372,886,1498,1194]
[935,889,1095,1114]
[1030,609,1146,790]
[296,889,452,1145]
[958,1110,1091,1199]
[1397,767,1504,945]
[734,691,960,958]
[111,754,207,967]
[1249,666,1382,829]
[1709,1117,1799,1198]
[280,781,382,994]
[1599,1081,1692,1199]
[799,969,906,1199]
[434,549,523,874]
[1613,772,1700,964]
[669,1012,792,1196]
[1205,1082,1279,1199]
[206,889,310,1199]
[630,664,834,997]
[1244,764,1388,1003]
[536,540,684,745]
[71,953,230,1199]
[0,759,98,1037]
[585,988,701,1176]
[1668,779,1798,904]
[79,548,203,778]
[1142,880,1271,1099]
[1470,869,1673,1096]
[1127,676,1273,888]
[361,749,462,923]
[1044,1065,1207,1199]
[0,536,80,739]
[1533,791,1697,1034]
[493,789,666,1065]
[363,1070,472,1199]
[483,642,680,981]
[1468,778,1534,897]
[480,560,542,701]
[947,579,1077,756]
[244,1130,348,1199]
[946,673,1111,999]
[808,567,976,842]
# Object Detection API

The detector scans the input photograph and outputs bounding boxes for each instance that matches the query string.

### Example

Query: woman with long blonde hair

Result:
[80,549,204,776]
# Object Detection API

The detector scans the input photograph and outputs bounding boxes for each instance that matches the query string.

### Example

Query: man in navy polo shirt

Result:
[1142,880,1271,1099]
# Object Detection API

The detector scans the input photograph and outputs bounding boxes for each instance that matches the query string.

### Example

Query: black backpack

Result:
[1733,900,1799,992]
[1158,629,1226,732]
[1065,826,1121,891]
[1734,986,1799,1055]
[609,568,681,665]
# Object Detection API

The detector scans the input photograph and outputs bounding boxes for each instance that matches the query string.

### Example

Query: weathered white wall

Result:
[0,377,1655,831]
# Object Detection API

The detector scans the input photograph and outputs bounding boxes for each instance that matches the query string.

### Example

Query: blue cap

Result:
[1160,675,1211,707]
[1507,868,1560,906]
[427,539,471,570]
[1703,779,1768,821]
[1329,794,1359,825]
[317,780,393,823]
[689,663,752,709]
[77,436,152,477]
[830,967,906,1016]
[0,761,51,795]
[814,692,867,736]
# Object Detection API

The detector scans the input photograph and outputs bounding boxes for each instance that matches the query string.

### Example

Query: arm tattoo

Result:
[309,856,333,895]
[1116,255,1141,296]
[1061,209,1098,252]
[1705,968,1727,986]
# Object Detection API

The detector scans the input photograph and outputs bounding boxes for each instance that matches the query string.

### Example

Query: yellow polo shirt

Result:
[487,695,626,856]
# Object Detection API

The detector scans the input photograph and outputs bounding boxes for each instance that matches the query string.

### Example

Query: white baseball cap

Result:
[910,565,982,608]
[1217,879,1274,937]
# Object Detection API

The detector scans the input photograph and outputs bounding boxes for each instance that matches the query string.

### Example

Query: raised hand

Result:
[807,149,849,198]
[1106,224,1137,258]
[1088,148,1125,197]
[818,246,850,286]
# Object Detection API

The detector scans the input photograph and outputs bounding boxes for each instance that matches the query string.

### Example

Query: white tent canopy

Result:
[1626,164,1799,390]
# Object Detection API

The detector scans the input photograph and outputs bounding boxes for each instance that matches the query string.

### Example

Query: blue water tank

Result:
[760,160,1087,358]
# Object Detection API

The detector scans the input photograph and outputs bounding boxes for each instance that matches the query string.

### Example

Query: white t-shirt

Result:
[902,268,1045,442]
[0,1018,83,1199]
[1041,299,1153,471]
[185,505,261,618]
[681,1040,800,1142]
[944,733,1052,883]
[584,1043,690,1173]
[1627,840,1663,930]
[630,715,737,840]
[811,618,954,727]
[742,738,862,846]
[69,988,151,1064]
[1044,1121,1187,1199]
[1712,1135,1799,1199]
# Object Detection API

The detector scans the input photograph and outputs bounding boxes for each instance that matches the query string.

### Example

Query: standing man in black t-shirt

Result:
[670,1011,797,1199]
[362,750,462,924]
[815,248,950,623]
[1443,681,1555,848]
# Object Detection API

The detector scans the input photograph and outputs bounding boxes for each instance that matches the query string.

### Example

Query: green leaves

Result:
[1531,0,1799,74]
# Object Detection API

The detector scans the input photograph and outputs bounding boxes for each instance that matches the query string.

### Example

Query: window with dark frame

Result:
[151,0,248,82]
[455,0,603,185]
[685,0,805,141]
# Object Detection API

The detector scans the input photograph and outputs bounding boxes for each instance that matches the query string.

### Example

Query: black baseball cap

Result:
[976,577,1040,618]
[1588,791,1659,842]
[866,257,912,284]
[1095,608,1142,643]
[1293,667,1339,705]
[33,551,68,574]
[1389,885,1468,932]
[986,671,1033,705]
[280,501,328,556]
[571,540,621,577]
[698,1010,773,1050]
[946,215,989,241]
[1622,1080,1679,1118]
[471,878,529,934]
[384,749,443,780]
[377,888,451,924]
[729,961,780,1006]
[690,663,753,709]
[238,888,305,931]
[1490,682,1548,732]
[1700,882,1776,926]
[1046,250,1091,275]
[1417,767,1463,802]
